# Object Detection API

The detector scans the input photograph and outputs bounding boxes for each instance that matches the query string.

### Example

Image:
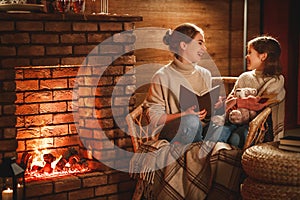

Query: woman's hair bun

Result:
[163,29,172,45]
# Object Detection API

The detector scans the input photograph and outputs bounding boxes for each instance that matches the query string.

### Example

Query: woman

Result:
[144,23,212,144]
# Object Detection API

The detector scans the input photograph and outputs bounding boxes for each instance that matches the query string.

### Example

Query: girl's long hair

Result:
[248,36,282,77]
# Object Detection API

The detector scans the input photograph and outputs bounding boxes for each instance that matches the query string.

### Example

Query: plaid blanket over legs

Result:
[206,147,244,200]
[129,140,244,200]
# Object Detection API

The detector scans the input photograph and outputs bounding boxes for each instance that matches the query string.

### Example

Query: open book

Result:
[179,85,220,116]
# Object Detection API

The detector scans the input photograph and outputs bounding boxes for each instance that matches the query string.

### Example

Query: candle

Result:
[2,188,13,200]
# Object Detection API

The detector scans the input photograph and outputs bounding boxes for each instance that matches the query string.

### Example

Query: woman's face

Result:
[181,32,207,64]
[245,45,265,71]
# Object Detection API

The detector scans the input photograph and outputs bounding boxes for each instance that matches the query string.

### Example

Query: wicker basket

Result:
[242,142,300,185]
[241,177,300,200]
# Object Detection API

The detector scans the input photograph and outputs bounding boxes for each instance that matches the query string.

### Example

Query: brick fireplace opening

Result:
[0,13,142,199]
[13,64,136,199]
[15,65,84,179]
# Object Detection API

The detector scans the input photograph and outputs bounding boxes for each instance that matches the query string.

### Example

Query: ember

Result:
[22,148,89,181]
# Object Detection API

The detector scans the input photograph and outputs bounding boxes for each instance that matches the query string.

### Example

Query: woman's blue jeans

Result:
[159,115,203,144]
[204,123,234,143]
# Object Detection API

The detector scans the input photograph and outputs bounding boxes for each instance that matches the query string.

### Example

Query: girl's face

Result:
[245,45,266,71]
[181,32,207,64]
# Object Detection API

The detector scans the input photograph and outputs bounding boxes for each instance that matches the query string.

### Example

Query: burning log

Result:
[55,156,68,171]
[42,163,52,173]
[41,153,56,173]
[23,147,89,179]
[64,148,79,159]
[20,152,32,170]
[68,154,80,165]
[43,153,55,163]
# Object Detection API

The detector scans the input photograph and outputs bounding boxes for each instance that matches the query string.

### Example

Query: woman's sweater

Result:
[144,58,212,127]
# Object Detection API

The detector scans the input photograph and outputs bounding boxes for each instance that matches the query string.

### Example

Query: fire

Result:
[30,149,51,169]
[22,147,89,181]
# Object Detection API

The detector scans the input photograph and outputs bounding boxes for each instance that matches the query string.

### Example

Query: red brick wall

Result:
[15,65,80,161]
[12,60,136,200]
[24,171,135,199]
[0,13,142,199]
[0,13,141,68]
[0,13,142,161]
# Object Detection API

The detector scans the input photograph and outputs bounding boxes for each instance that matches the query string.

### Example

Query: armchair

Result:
[127,77,273,200]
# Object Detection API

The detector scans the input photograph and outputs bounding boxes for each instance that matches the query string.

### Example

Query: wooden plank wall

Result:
[88,0,261,73]
[86,0,261,104]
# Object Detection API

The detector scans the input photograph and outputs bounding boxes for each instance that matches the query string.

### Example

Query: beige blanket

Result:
[129,140,244,200]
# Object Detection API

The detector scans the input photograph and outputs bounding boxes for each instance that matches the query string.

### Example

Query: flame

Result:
[51,155,62,169]
[29,137,52,170]
[4,188,12,192]
[65,162,71,168]
[30,149,50,170]
[25,139,89,181]
[26,152,89,181]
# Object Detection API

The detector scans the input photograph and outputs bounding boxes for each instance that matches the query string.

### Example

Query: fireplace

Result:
[0,12,142,199]
[15,65,88,180]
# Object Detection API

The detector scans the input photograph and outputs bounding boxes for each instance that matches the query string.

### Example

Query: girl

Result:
[226,35,286,147]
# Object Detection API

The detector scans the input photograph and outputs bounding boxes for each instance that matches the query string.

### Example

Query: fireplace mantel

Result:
[0,12,143,22]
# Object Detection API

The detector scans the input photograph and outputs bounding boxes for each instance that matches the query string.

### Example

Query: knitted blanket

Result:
[129,140,243,200]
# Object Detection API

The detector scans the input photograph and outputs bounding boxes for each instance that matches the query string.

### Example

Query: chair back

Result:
[126,104,159,152]
[243,107,272,150]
